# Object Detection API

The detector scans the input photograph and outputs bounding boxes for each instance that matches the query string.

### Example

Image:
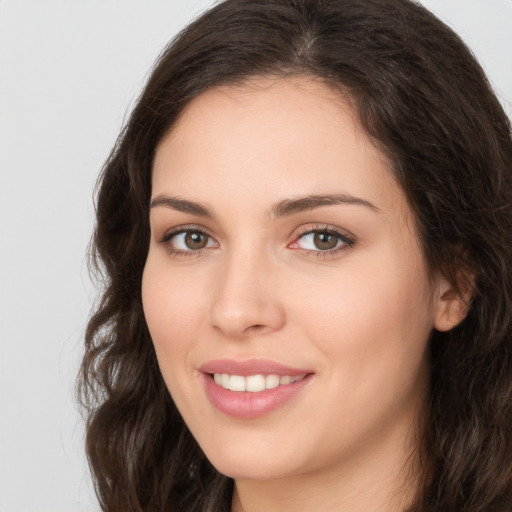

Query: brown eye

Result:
[163,229,217,253]
[184,231,208,250]
[292,228,355,254]
[313,232,339,250]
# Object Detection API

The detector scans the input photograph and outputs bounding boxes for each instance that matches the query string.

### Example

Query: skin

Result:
[142,77,466,512]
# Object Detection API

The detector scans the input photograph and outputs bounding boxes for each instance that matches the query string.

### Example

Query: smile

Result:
[213,373,307,392]
[200,360,313,419]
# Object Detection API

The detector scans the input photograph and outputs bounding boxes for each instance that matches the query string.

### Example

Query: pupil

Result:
[314,232,337,250]
[185,231,207,249]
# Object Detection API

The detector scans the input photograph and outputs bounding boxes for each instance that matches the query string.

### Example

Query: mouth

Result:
[212,372,307,392]
[200,359,314,419]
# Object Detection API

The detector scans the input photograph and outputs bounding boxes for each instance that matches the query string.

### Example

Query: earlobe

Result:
[433,272,474,332]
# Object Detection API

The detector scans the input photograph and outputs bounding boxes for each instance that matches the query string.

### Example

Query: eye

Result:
[160,229,218,253]
[290,227,355,254]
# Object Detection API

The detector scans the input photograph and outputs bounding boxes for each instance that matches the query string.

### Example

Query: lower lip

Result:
[202,373,313,419]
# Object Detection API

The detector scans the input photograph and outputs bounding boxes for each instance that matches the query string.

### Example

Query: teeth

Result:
[213,373,306,392]
[280,375,291,385]
[247,374,265,392]
[266,374,280,389]
[228,375,246,392]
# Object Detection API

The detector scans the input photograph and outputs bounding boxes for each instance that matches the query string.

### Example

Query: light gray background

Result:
[0,1,511,511]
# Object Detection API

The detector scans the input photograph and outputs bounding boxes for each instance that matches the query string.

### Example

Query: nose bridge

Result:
[210,241,285,337]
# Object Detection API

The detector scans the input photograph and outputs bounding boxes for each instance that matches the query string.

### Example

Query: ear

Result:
[433,270,474,332]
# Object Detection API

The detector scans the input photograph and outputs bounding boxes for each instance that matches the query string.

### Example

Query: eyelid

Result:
[288,224,356,255]
[156,223,355,257]
[158,224,207,241]
[158,224,219,255]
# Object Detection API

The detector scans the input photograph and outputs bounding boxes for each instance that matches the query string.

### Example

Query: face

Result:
[142,77,447,483]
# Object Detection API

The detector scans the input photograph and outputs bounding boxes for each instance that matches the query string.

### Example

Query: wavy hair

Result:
[79,0,512,510]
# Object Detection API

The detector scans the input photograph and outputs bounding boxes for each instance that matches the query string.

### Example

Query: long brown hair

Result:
[79,1,512,510]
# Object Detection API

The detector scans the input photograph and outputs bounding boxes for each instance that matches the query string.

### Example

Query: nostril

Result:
[247,324,266,332]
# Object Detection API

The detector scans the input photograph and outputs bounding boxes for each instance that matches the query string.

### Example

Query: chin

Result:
[212,458,293,481]
[200,434,303,481]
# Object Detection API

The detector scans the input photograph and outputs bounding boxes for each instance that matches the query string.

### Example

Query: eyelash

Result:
[158,224,356,258]
[159,225,217,257]
[292,225,356,258]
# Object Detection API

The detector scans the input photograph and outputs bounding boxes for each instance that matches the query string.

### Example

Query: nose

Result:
[209,247,286,339]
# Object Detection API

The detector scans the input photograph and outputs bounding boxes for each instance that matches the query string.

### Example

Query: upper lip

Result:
[200,359,311,376]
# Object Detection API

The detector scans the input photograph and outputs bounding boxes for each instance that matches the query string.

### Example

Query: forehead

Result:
[152,76,404,220]
[160,77,361,149]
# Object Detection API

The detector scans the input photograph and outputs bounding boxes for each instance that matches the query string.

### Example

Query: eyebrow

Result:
[149,193,379,218]
[150,195,215,217]
[270,193,379,217]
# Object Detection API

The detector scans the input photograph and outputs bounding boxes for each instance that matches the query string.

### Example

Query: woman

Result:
[79,0,512,510]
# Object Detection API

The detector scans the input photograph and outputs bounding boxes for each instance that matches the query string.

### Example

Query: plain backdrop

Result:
[0,1,511,511]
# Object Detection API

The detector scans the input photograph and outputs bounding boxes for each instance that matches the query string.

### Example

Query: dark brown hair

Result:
[79,0,512,510]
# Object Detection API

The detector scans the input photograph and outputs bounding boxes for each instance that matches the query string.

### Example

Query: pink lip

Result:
[200,359,314,419]
[200,358,310,376]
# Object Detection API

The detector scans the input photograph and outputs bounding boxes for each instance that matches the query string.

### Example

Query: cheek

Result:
[291,251,433,336]
[288,247,434,391]
[141,257,209,384]
[290,262,433,454]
